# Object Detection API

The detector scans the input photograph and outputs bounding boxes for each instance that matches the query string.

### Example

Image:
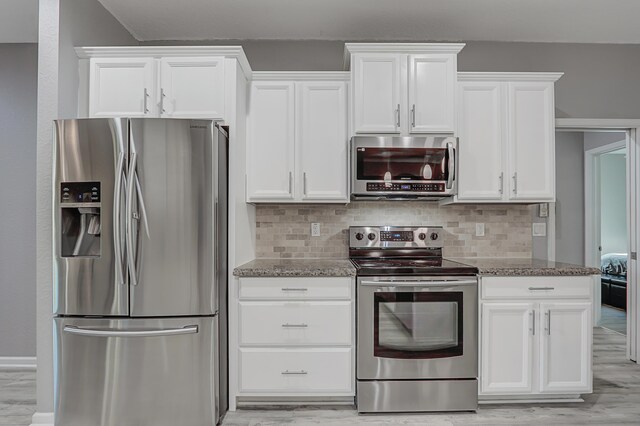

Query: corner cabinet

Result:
[75,47,249,119]
[479,276,594,401]
[454,73,562,203]
[246,73,349,203]
[346,44,464,135]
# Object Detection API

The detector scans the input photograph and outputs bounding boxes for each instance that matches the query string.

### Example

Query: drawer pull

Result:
[282,323,308,328]
[528,287,555,291]
[281,370,308,375]
[281,288,308,292]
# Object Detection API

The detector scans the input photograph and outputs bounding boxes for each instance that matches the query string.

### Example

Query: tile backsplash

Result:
[256,202,533,259]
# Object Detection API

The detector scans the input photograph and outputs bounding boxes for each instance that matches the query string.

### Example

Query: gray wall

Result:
[600,153,627,254]
[58,0,138,117]
[554,132,585,265]
[144,39,640,119]
[0,43,38,357]
[34,0,137,412]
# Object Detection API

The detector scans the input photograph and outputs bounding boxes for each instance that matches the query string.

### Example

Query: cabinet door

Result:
[159,56,225,119]
[507,82,555,201]
[480,302,535,394]
[89,58,156,117]
[408,55,456,133]
[352,54,401,134]
[539,302,592,393]
[247,82,296,201]
[298,82,348,201]
[457,81,505,201]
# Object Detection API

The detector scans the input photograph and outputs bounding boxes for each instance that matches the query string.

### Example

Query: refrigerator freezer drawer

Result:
[54,316,218,426]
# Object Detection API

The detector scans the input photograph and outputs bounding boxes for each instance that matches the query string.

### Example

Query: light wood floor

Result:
[1,328,638,425]
[601,304,627,335]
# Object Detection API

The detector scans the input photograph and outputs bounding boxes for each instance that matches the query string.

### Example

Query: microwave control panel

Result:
[366,182,445,192]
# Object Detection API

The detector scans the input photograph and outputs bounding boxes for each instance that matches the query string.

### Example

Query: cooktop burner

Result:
[351,257,477,276]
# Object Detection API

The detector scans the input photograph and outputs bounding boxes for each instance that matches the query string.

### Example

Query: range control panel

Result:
[366,182,445,192]
[349,226,443,249]
[60,182,101,203]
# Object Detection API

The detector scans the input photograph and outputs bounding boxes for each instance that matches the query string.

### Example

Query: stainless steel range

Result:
[350,226,479,413]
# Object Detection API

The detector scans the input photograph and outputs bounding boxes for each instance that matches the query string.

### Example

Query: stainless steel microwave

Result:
[350,136,458,200]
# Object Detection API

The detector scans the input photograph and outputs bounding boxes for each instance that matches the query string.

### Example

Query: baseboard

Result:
[30,412,54,425]
[0,356,36,370]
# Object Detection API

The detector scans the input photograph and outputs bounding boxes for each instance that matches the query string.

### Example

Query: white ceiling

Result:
[98,0,640,44]
[0,0,38,43]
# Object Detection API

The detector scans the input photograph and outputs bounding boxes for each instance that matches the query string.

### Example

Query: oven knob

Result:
[355,232,364,241]
[430,232,439,241]
[367,232,376,241]
[418,233,427,240]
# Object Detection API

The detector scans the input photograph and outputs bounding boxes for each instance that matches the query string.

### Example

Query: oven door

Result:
[351,136,457,198]
[357,276,477,380]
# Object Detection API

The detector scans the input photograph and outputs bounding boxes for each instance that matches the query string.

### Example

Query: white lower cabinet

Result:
[239,348,352,394]
[480,277,593,399]
[237,277,355,400]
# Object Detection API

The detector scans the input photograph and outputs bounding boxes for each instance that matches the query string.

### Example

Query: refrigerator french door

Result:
[53,118,228,426]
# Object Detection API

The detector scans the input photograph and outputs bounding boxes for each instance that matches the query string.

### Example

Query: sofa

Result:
[601,253,627,311]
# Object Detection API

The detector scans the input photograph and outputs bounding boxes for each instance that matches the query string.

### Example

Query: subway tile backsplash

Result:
[256,202,533,259]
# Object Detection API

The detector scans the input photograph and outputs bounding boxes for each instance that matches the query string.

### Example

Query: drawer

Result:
[239,348,353,394]
[240,301,352,346]
[481,276,593,300]
[239,277,352,300]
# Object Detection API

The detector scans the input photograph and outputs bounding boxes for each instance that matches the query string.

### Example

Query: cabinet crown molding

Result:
[457,72,564,82]
[252,71,350,81]
[75,46,252,78]
[343,43,466,69]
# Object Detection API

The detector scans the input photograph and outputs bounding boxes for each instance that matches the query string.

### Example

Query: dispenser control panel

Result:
[61,182,101,203]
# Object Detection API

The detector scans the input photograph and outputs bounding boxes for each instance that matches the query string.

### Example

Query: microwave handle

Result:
[446,142,455,189]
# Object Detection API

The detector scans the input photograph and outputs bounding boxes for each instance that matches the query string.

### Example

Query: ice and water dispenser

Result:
[60,182,101,257]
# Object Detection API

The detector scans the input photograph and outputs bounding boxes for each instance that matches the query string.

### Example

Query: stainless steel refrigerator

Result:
[52,118,228,426]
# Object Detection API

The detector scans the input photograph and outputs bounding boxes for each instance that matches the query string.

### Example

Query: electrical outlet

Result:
[475,223,485,237]
[532,222,547,237]
[311,223,321,237]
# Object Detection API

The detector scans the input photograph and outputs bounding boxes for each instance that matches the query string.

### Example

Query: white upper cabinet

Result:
[246,73,350,204]
[80,48,233,119]
[247,81,296,201]
[457,81,504,201]
[452,73,562,204]
[298,82,348,201]
[346,44,464,136]
[159,56,225,118]
[89,57,156,117]
[507,81,556,201]
[408,54,456,133]
[352,54,401,134]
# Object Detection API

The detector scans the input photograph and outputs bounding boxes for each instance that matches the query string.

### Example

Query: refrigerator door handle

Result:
[126,151,139,285]
[113,152,126,286]
[134,171,150,239]
[63,325,198,338]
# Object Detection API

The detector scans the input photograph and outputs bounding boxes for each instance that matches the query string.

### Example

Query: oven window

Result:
[374,291,463,359]
[356,147,450,181]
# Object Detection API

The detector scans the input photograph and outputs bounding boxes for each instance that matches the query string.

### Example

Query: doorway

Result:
[584,135,629,335]
[556,120,639,363]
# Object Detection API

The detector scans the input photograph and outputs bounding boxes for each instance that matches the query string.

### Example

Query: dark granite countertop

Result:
[233,258,357,278]
[450,257,601,276]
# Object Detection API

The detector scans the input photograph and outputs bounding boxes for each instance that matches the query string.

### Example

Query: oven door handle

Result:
[360,279,477,287]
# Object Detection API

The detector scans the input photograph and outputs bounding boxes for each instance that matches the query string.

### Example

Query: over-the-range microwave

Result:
[350,136,458,200]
